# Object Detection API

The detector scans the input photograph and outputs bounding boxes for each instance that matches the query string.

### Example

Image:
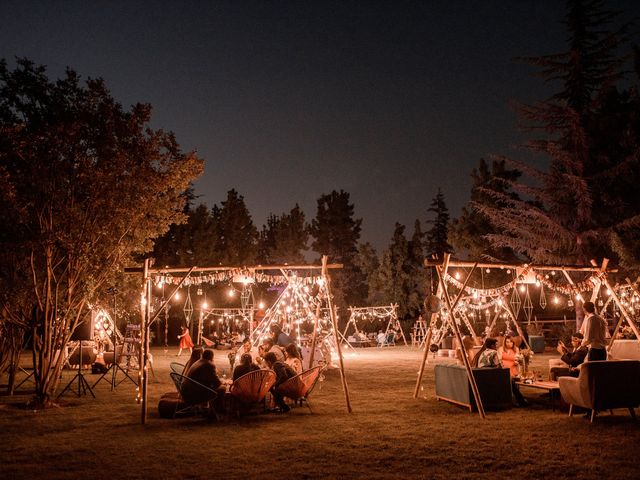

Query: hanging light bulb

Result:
[202,301,208,309]
[519,285,525,293]
[197,287,203,296]
[553,296,559,304]
[258,301,265,309]
[567,299,574,307]
[228,288,235,298]
[598,299,604,307]
[455,272,461,280]
[606,289,612,296]
[576,293,583,302]
[485,268,491,274]
[174,291,180,301]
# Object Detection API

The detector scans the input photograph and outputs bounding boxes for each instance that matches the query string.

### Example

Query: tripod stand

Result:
[92,289,137,390]
[57,342,95,399]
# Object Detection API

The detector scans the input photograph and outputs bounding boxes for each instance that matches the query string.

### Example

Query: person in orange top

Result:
[498,335,520,377]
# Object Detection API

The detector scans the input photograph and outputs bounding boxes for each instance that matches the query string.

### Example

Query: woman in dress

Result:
[498,335,520,377]
[177,325,194,357]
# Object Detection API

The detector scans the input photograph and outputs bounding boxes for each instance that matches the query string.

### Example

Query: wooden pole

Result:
[436,261,486,419]
[322,255,352,413]
[414,255,449,398]
[140,259,150,425]
[600,276,640,352]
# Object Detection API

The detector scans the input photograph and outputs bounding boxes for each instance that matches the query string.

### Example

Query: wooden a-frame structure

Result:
[127,255,353,424]
[343,304,408,346]
[413,255,639,420]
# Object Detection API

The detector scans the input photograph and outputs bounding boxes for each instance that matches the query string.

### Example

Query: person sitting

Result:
[182,347,203,375]
[263,338,285,362]
[270,323,295,348]
[549,332,588,381]
[184,349,226,412]
[498,335,520,377]
[232,353,260,381]
[263,351,297,413]
[472,337,528,407]
[255,344,268,369]
[455,335,476,366]
[284,343,303,374]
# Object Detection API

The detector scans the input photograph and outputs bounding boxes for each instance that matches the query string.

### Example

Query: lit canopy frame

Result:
[413,255,638,420]
[127,255,353,424]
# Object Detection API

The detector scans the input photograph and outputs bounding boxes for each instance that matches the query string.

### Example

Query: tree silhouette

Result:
[0,59,203,405]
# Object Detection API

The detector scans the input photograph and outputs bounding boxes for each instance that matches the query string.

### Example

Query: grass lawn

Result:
[1,346,639,479]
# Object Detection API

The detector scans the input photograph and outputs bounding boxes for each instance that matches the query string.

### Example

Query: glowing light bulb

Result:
[519,285,525,293]
[202,301,208,309]
[455,272,461,280]
[258,301,265,309]
[228,288,235,298]
[174,292,180,301]
[553,296,559,304]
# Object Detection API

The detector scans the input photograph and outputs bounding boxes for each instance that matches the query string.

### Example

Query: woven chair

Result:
[169,372,218,418]
[229,369,276,416]
[170,362,185,374]
[275,366,323,412]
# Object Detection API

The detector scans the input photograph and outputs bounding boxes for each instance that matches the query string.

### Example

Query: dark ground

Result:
[1,347,639,479]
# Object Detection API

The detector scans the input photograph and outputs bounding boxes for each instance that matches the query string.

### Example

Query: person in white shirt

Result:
[581,301,608,361]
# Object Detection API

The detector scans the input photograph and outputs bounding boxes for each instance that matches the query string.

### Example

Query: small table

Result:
[515,380,561,411]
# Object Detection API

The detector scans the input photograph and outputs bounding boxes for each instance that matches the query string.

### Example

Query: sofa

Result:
[559,360,640,422]
[435,364,512,411]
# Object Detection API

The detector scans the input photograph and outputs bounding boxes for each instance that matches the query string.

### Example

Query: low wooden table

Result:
[515,380,561,411]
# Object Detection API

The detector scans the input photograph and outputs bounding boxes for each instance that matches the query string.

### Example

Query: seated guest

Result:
[455,335,475,366]
[473,337,528,407]
[233,353,260,381]
[498,335,520,377]
[183,349,226,412]
[263,351,297,413]
[182,347,203,375]
[549,332,588,381]
[270,323,295,348]
[285,343,303,374]
[263,338,285,362]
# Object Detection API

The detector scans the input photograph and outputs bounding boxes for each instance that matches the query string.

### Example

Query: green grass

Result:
[1,347,639,479]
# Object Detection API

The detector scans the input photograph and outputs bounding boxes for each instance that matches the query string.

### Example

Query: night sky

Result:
[2,1,638,252]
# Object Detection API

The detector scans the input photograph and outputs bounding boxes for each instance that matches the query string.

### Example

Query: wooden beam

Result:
[126,263,343,275]
[436,260,486,419]
[424,259,616,273]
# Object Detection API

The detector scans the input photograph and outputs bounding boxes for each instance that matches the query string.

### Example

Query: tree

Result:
[257,204,308,264]
[377,223,411,318]
[354,242,381,304]
[477,0,640,267]
[449,158,522,261]
[309,190,367,313]
[406,220,427,318]
[425,189,453,257]
[217,189,258,266]
[0,59,203,405]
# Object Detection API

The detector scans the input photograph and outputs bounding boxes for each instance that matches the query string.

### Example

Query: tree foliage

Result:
[0,59,203,404]
[425,189,453,257]
[309,190,367,313]
[477,1,640,268]
[257,204,308,264]
[449,158,522,261]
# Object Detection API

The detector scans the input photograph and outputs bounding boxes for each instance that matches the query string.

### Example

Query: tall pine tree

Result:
[477,0,640,267]
[449,158,522,261]
[425,189,453,258]
[309,190,367,313]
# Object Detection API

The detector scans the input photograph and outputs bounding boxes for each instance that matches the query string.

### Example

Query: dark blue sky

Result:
[2,1,638,252]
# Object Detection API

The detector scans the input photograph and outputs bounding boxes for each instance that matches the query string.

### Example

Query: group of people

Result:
[177,323,305,414]
[455,301,609,407]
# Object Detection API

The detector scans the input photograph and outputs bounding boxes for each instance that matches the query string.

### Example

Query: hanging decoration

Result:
[523,285,533,322]
[539,284,547,309]
[183,286,194,326]
[510,287,522,319]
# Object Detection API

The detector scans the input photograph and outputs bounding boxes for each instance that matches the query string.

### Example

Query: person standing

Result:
[177,325,194,357]
[581,302,608,361]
